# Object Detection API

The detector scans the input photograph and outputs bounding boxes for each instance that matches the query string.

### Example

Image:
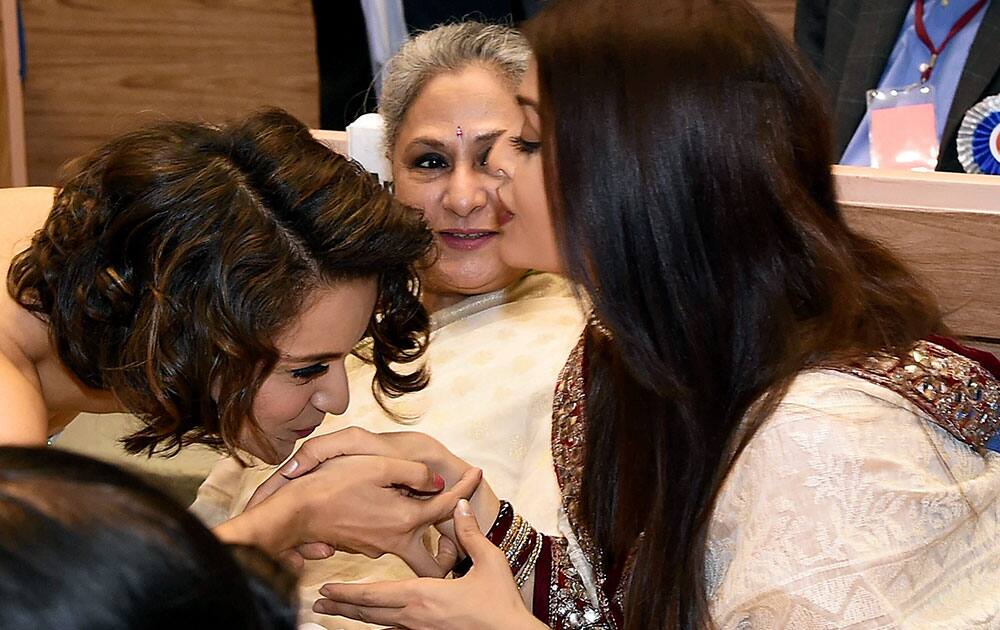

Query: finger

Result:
[298,542,335,560]
[400,537,448,578]
[277,548,304,573]
[245,469,291,509]
[279,427,390,479]
[453,499,500,564]
[318,580,413,609]
[313,599,406,627]
[434,534,459,573]
[375,457,446,494]
[414,467,482,525]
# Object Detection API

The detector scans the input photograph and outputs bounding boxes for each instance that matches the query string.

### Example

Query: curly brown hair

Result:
[7,109,432,458]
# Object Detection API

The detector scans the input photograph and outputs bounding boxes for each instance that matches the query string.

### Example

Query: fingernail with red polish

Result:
[433,473,446,490]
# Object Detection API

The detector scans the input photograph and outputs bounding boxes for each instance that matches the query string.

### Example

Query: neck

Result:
[421,290,469,314]
[42,364,124,434]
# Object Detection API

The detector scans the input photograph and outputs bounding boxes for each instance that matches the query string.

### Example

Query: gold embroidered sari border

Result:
[819,340,1000,451]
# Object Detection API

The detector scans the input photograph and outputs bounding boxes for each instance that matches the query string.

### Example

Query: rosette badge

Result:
[957,94,1000,175]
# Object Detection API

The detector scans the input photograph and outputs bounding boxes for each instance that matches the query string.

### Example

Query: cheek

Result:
[251,383,309,434]
[395,178,445,228]
[502,162,562,272]
[512,159,549,222]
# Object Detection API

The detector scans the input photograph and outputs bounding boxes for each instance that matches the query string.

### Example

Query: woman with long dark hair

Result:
[295,1,1000,627]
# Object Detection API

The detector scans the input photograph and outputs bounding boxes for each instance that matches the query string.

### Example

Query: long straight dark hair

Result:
[525,0,942,627]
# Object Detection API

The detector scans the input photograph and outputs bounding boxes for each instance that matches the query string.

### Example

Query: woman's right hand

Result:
[314,499,549,630]
[249,428,475,505]
[247,428,502,542]
[215,453,481,577]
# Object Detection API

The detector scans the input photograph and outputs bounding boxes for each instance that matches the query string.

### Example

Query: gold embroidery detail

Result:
[822,340,1000,451]
[551,329,626,628]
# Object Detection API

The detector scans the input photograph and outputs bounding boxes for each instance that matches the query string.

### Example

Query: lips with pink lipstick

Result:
[436,228,499,251]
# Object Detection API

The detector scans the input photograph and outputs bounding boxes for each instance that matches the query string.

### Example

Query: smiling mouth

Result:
[438,230,496,238]
[437,230,498,250]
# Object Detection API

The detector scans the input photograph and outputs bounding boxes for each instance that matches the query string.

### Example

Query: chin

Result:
[431,266,519,296]
[242,439,292,465]
[498,246,544,274]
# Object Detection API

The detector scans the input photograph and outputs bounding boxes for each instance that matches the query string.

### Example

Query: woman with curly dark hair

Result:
[0,109,478,572]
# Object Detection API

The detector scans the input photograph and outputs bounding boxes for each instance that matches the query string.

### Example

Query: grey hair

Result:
[379,22,531,156]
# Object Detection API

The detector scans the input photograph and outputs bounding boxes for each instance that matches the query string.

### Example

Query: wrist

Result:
[428,452,473,486]
[470,481,501,536]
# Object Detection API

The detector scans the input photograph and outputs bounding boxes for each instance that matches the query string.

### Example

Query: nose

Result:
[441,165,489,217]
[486,135,516,181]
[309,364,350,416]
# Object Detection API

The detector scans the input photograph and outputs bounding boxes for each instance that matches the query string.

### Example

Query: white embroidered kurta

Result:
[707,370,1000,629]
[191,272,585,630]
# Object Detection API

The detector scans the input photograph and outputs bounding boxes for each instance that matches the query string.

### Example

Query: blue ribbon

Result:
[969,110,1000,175]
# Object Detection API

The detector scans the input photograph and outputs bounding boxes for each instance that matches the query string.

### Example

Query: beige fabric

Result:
[707,370,1000,629]
[191,272,585,629]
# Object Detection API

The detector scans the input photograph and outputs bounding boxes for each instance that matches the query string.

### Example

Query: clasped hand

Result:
[240,435,481,577]
[243,428,541,629]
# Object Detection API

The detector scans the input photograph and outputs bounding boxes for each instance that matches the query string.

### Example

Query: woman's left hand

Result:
[313,499,547,630]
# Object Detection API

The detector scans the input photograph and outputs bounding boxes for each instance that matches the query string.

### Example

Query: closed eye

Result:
[509,136,541,154]
[290,363,329,381]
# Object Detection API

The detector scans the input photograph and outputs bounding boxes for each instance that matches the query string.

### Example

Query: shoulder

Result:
[739,368,994,488]
[708,369,1000,627]
[0,187,56,243]
[1,187,56,276]
[0,352,49,445]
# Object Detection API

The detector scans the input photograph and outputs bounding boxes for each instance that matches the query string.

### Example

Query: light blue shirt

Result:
[841,0,991,166]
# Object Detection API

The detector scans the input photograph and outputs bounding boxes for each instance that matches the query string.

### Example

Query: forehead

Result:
[274,278,378,354]
[398,65,520,141]
[520,58,539,101]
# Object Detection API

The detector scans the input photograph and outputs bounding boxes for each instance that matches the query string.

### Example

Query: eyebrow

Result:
[408,129,506,149]
[279,352,344,365]
[516,95,539,109]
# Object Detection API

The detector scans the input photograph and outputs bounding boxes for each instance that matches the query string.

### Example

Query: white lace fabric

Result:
[708,370,1000,629]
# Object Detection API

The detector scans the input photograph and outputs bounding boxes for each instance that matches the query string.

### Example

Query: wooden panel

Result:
[749,0,796,39]
[1,0,28,187]
[972,340,1000,357]
[21,0,319,185]
[0,1,9,187]
[834,166,1000,345]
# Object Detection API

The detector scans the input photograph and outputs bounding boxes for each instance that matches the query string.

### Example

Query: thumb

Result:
[245,468,291,510]
[453,499,496,563]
